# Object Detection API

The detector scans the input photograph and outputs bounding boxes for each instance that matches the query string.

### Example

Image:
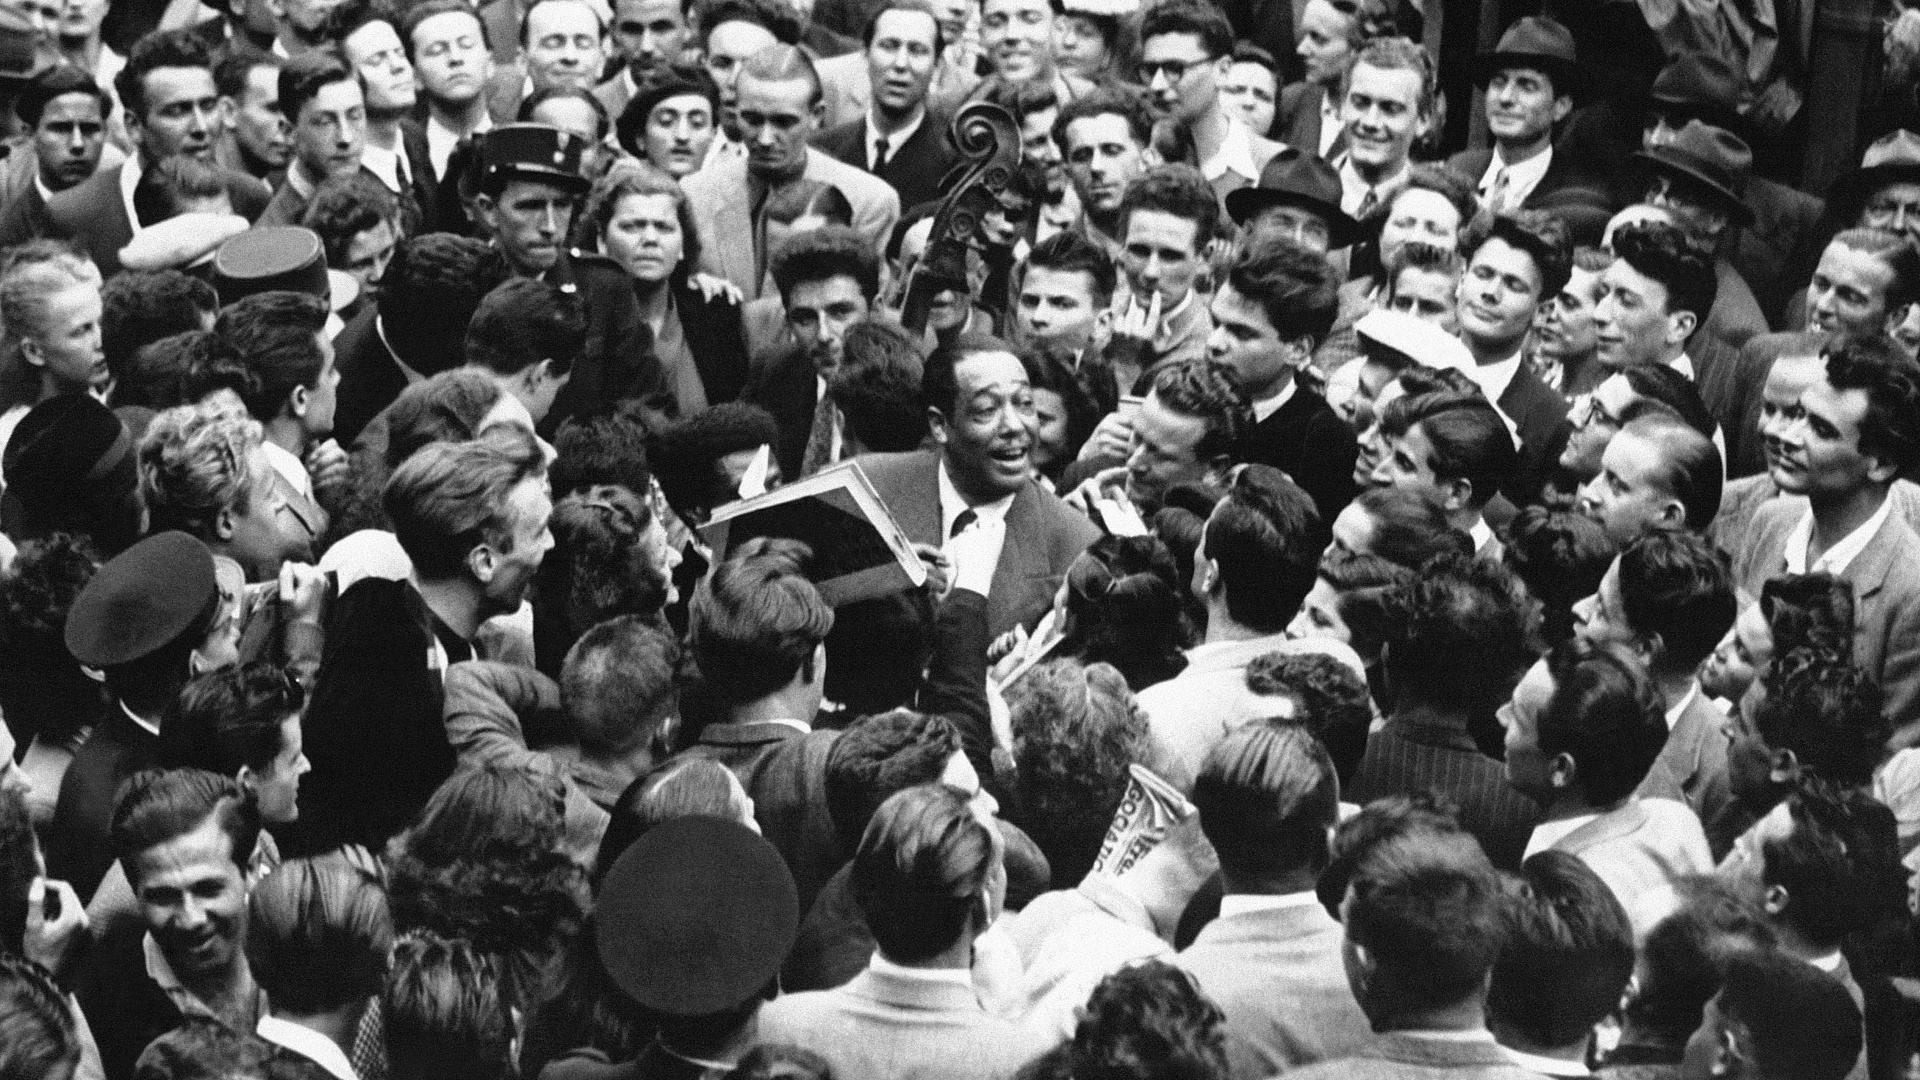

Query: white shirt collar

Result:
[257,1016,358,1080]
[1667,351,1695,380]
[864,108,925,168]
[869,950,975,987]
[1336,156,1408,216]
[1502,1046,1590,1076]
[1664,682,1699,730]
[32,170,54,206]
[260,440,312,499]
[1218,891,1321,919]
[121,700,160,738]
[1467,347,1524,404]
[361,139,410,194]
[1201,117,1261,183]
[937,458,1016,538]
[1525,813,1600,859]
[119,156,142,230]
[425,111,491,180]
[1783,492,1895,576]
[1468,515,1495,555]
[1251,377,1298,423]
[1478,145,1553,210]
[1808,949,1845,973]
[1398,1028,1499,1044]
[1318,93,1342,158]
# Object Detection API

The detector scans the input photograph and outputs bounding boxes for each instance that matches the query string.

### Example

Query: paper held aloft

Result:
[1090,764,1194,878]
[700,460,928,608]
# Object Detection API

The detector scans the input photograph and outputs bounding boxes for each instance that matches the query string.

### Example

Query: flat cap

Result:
[65,531,217,668]
[595,816,797,1017]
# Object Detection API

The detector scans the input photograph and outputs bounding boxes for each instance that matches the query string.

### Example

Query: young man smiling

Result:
[1333,37,1429,218]
[1445,17,1581,215]
[1137,0,1282,199]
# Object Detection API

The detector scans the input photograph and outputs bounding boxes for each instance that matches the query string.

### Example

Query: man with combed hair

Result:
[1014,228,1115,353]
[138,399,316,580]
[1107,163,1220,379]
[1594,219,1718,381]
[1136,0,1284,199]
[288,431,552,857]
[1455,211,1573,501]
[1487,852,1635,1077]
[811,0,958,210]
[1576,411,1724,544]
[463,277,588,429]
[1333,37,1431,218]
[753,783,1055,1080]
[1284,827,1540,1080]
[1501,639,1713,940]
[1136,465,1366,792]
[1053,86,1155,253]
[1571,530,1741,856]
[1349,555,1539,869]
[683,45,899,300]
[1733,334,1920,743]
[1679,948,1864,1080]
[1175,722,1373,1079]
[76,770,263,1080]
[1370,391,1518,560]
[1067,357,1250,518]
[257,51,370,228]
[1208,231,1358,520]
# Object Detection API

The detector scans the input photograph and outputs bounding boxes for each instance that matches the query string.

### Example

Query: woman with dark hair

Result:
[614,62,722,179]
[0,533,103,825]
[1021,342,1105,485]
[1501,506,1618,655]
[532,484,678,677]
[589,165,751,411]
[1328,486,1470,570]
[1288,548,1410,708]
[1698,572,1854,707]
[1051,535,1193,691]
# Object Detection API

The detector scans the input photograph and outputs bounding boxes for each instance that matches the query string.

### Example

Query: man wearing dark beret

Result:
[45,531,220,900]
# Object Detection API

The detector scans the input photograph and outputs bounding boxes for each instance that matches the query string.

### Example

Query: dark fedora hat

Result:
[1828,129,1920,208]
[1225,149,1363,247]
[1473,17,1580,92]
[0,7,54,85]
[1633,120,1755,225]
[1647,53,1748,121]
[478,122,592,194]
[595,816,798,1018]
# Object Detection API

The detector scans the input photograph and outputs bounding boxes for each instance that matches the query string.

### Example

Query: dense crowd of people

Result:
[0,0,1914,1077]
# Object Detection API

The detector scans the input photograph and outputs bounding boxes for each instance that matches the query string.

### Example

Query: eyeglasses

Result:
[1137,58,1205,83]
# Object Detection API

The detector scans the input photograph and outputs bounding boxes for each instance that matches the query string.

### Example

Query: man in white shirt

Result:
[1332,37,1429,218]
[1136,0,1282,200]
[1445,17,1577,215]
[1733,335,1920,745]
[402,0,496,183]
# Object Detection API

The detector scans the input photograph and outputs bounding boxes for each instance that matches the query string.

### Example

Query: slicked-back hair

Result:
[1489,850,1635,1051]
[247,857,394,1013]
[1228,233,1340,347]
[1762,787,1901,951]
[118,30,214,122]
[160,661,304,777]
[383,433,547,582]
[520,85,611,139]
[1823,331,1920,479]
[402,0,492,59]
[1501,506,1616,649]
[1343,827,1504,1008]
[1752,649,1889,788]
[1138,0,1233,58]
[1149,357,1249,464]
[1024,228,1117,308]
[1348,485,1472,569]
[1472,211,1572,301]
[771,224,880,305]
[213,291,331,421]
[102,269,218,379]
[111,768,262,885]
[465,278,587,379]
[1716,948,1864,1080]
[1313,548,1413,663]
[698,0,803,47]
[1381,553,1529,713]
[1203,464,1325,633]
[1194,721,1338,881]
[380,369,502,471]
[561,615,679,754]
[1618,413,1723,530]
[1618,363,1716,439]
[1627,878,1776,1041]
[739,43,821,106]
[825,708,963,854]
[830,319,926,453]
[1537,637,1669,804]
[921,331,1016,416]
[17,66,110,131]
[279,49,355,124]
[852,783,998,962]
[1399,391,1516,510]
[689,537,834,706]
[1052,85,1153,152]
[1616,529,1734,672]
[1608,218,1717,324]
[1830,227,1920,313]
[1118,164,1219,249]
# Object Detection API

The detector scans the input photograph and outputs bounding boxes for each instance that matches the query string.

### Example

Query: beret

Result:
[595,816,798,1017]
[65,531,217,668]
[3,394,129,502]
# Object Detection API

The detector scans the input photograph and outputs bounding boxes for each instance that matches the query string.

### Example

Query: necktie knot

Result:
[873,137,890,171]
[949,508,978,538]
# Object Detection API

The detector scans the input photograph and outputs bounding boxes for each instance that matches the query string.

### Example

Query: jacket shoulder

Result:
[565,248,628,277]
[814,119,863,155]
[1446,147,1491,179]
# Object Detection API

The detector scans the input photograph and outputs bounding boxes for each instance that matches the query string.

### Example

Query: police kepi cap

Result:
[594,816,798,1017]
[479,123,592,194]
[65,531,217,669]
[212,226,358,312]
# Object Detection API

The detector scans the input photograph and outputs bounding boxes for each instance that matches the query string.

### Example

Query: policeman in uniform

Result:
[472,123,670,430]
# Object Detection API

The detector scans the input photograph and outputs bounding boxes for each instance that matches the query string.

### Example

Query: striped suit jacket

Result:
[1347,707,1540,870]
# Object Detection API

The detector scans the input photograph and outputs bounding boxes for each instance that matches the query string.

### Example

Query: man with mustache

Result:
[812,0,955,211]
[1732,333,1920,746]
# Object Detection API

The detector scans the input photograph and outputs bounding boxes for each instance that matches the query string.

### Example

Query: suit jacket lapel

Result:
[1844,511,1905,602]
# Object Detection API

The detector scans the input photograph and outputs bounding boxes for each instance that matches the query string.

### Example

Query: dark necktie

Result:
[872,137,890,173]
[1356,186,1379,219]
[949,508,978,539]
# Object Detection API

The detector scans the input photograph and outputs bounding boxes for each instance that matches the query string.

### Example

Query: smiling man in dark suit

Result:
[811,0,955,212]
[0,30,269,277]
[858,332,1100,640]
[1445,18,1582,216]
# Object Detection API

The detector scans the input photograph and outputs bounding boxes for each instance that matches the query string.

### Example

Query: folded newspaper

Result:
[699,461,928,607]
[1090,764,1195,877]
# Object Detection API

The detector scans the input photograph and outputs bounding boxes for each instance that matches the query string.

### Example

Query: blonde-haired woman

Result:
[0,243,106,481]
